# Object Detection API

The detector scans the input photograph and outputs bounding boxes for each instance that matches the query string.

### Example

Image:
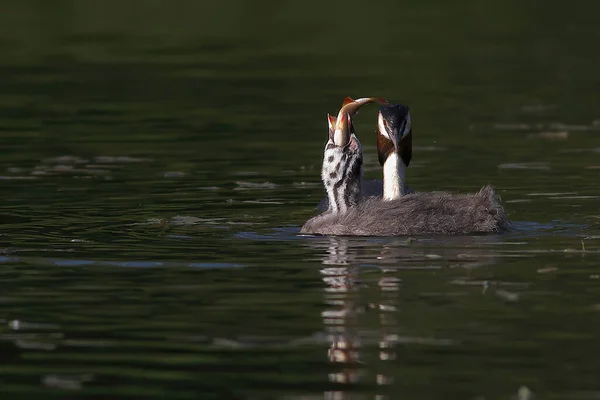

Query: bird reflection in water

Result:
[314,235,503,399]
[320,237,397,400]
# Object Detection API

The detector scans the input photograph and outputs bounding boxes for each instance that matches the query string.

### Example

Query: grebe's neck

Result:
[383,152,406,200]
[324,171,362,214]
[322,154,363,214]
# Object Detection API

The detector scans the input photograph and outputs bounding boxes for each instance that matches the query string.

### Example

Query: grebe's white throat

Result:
[377,105,412,201]
[383,152,406,200]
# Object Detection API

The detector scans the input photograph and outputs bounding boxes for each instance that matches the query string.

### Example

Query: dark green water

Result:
[1,1,600,399]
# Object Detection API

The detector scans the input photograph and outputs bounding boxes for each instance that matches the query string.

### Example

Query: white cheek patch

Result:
[378,113,390,140]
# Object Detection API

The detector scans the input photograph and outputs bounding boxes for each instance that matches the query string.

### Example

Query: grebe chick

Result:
[316,111,363,214]
[301,105,510,236]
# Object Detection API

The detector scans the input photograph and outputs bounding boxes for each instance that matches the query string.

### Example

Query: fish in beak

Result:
[329,97,389,147]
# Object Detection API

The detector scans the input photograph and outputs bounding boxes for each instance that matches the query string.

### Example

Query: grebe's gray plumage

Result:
[302,185,508,236]
[301,102,510,236]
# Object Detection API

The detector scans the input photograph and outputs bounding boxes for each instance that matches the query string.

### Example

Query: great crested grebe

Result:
[376,103,413,200]
[300,103,509,236]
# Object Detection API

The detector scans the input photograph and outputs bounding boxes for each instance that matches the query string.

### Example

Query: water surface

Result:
[1,1,600,399]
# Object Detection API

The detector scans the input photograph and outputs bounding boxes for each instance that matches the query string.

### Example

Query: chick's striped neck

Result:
[322,145,362,213]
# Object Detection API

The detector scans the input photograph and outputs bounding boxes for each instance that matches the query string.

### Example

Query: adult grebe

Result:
[376,103,413,200]
[301,104,509,236]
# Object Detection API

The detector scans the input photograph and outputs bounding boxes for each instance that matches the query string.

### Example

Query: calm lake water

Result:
[1,2,600,399]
